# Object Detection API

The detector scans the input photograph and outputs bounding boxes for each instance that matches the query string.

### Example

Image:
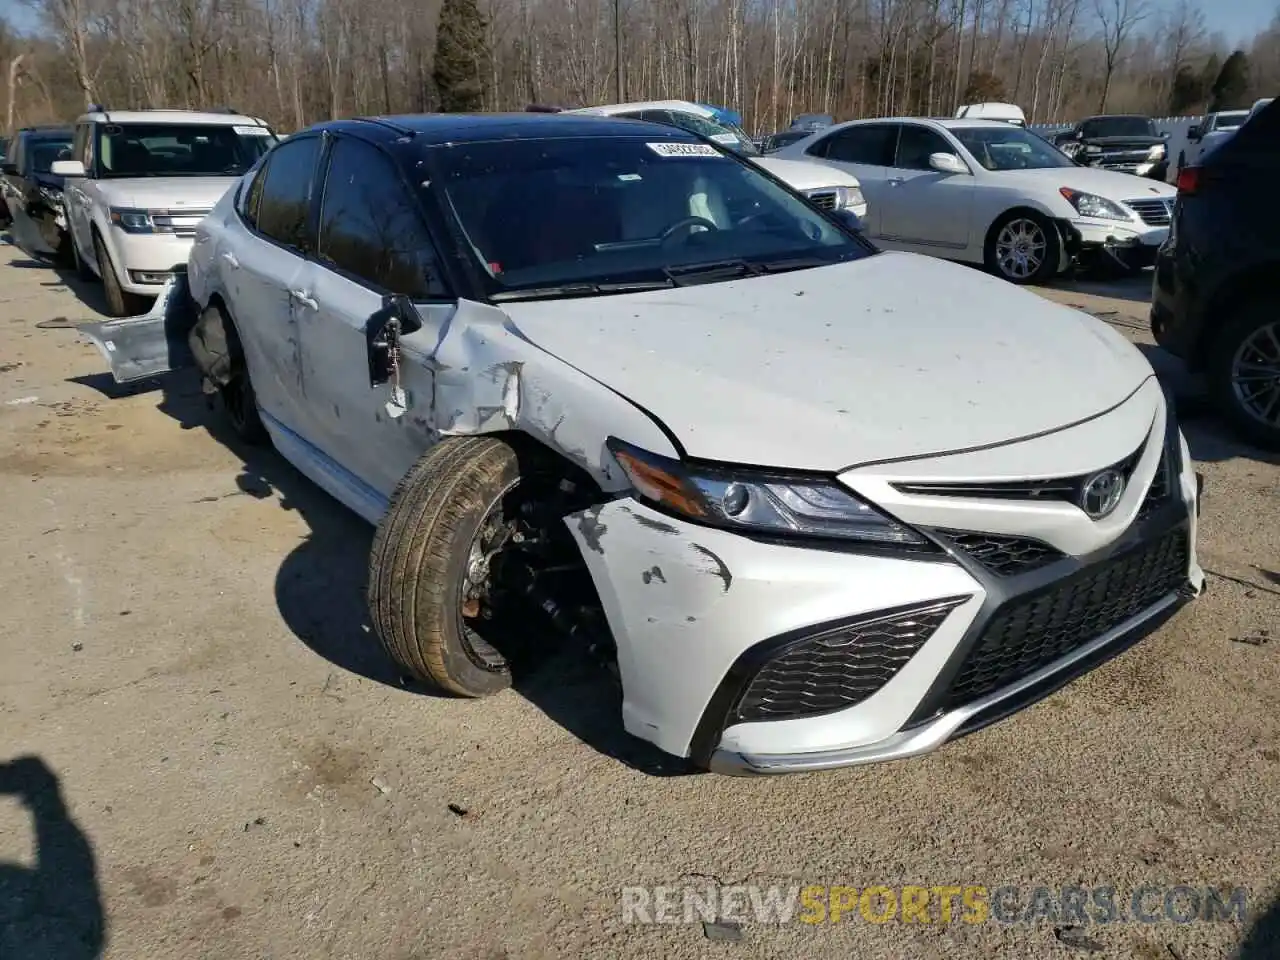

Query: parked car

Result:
[1051,115,1169,180]
[772,117,1177,283]
[760,129,812,153]
[1151,97,1280,450]
[51,106,278,316]
[790,113,834,131]
[1177,109,1250,175]
[81,112,1202,776]
[565,100,867,220]
[1,125,75,263]
[954,102,1027,126]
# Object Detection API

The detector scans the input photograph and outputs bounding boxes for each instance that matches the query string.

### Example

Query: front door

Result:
[879,123,974,250]
[64,123,96,263]
[298,134,456,504]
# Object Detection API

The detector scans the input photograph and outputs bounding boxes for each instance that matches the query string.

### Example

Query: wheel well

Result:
[1193,263,1280,368]
[475,428,609,503]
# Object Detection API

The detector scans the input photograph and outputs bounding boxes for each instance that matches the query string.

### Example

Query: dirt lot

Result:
[0,242,1277,960]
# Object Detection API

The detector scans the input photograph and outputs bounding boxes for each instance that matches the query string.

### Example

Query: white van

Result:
[954,102,1027,126]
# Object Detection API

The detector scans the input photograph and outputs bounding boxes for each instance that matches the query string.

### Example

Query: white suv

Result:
[53,107,277,315]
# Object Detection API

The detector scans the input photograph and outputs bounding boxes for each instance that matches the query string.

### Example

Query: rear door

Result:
[803,123,898,236]
[879,123,974,249]
[298,135,456,502]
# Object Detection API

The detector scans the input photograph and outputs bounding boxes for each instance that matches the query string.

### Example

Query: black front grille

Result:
[734,598,967,723]
[1126,198,1172,226]
[1137,448,1172,521]
[941,531,1064,577]
[941,528,1188,711]
[806,190,838,211]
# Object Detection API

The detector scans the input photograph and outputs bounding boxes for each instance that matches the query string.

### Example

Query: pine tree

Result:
[1209,51,1251,112]
[433,0,490,112]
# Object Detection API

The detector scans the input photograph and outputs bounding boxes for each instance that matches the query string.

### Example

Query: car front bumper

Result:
[566,392,1202,775]
[108,229,196,294]
[1072,217,1168,269]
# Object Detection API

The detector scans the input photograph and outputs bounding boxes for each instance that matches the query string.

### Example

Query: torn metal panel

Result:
[398,299,679,492]
[78,275,198,383]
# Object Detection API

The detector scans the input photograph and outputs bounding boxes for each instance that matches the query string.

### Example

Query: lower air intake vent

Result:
[941,530,1065,577]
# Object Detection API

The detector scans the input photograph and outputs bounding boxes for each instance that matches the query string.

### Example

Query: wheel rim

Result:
[995,218,1047,280]
[1230,320,1280,429]
[457,478,524,671]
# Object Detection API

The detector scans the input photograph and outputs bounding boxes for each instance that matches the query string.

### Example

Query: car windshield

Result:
[29,137,73,174]
[666,112,760,156]
[1079,117,1155,138]
[430,136,869,298]
[952,126,1076,170]
[1215,113,1248,130]
[764,131,810,152]
[95,123,276,178]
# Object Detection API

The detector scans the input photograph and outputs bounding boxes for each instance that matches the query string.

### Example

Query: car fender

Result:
[88,204,125,278]
[397,298,681,494]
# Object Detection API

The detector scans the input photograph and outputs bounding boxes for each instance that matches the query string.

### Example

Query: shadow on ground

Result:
[1235,889,1280,959]
[1,242,112,317]
[1049,271,1153,305]
[71,368,691,777]
[0,756,105,959]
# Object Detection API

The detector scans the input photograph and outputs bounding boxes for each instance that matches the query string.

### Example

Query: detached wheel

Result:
[1208,296,1280,450]
[985,211,1060,285]
[369,437,549,697]
[93,231,149,317]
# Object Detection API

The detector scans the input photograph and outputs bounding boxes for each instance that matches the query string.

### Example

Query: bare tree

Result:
[1094,0,1147,111]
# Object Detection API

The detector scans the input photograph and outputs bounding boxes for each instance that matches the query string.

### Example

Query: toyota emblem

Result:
[1080,469,1126,519]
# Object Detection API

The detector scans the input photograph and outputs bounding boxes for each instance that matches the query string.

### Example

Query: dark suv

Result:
[0,125,75,262]
[1053,115,1169,180]
[1150,98,1280,450]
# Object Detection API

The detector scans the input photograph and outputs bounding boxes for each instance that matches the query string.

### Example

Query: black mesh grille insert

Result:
[941,531,1065,576]
[735,598,968,723]
[1137,448,1171,522]
[941,528,1188,711]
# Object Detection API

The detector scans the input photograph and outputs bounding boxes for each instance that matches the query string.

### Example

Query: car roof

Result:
[1078,114,1149,122]
[75,109,267,126]
[566,99,711,118]
[17,126,73,138]
[307,112,699,145]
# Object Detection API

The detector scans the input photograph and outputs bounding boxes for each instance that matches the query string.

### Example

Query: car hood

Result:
[994,166,1175,201]
[751,155,860,190]
[499,252,1154,470]
[1079,134,1163,147]
[93,176,237,211]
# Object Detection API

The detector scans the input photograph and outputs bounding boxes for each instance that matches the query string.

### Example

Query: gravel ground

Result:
[0,244,1277,960]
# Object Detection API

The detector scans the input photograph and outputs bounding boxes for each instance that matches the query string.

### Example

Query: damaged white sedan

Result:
[82,113,1205,776]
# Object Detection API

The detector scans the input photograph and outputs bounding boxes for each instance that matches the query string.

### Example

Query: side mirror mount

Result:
[365,294,422,387]
[50,159,85,177]
[928,152,968,175]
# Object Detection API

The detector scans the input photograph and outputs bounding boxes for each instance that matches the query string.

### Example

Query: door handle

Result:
[289,289,318,311]
[220,251,239,269]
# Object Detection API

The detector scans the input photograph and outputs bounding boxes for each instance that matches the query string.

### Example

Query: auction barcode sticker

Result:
[233,125,273,137]
[645,142,722,158]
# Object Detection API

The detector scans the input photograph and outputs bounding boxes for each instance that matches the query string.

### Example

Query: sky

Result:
[0,0,1274,47]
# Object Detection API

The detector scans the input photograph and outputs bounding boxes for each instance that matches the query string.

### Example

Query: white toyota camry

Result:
[81,113,1203,776]
[773,117,1178,283]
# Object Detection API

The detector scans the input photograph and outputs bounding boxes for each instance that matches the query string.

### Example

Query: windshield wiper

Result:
[662,259,763,285]
[758,255,836,274]
[490,279,673,302]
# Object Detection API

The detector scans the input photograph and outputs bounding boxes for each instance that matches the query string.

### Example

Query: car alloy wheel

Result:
[457,476,524,672]
[1230,318,1280,428]
[995,218,1047,281]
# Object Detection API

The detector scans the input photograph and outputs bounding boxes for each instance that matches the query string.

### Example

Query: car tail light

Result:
[1176,166,1202,195]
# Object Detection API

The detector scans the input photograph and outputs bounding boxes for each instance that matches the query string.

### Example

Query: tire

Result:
[368,436,532,697]
[985,210,1061,285]
[93,230,149,317]
[70,232,95,281]
[200,305,268,444]
[1207,295,1280,451]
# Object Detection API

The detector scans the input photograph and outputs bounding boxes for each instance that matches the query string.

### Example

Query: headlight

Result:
[607,438,927,545]
[1059,187,1132,221]
[1147,143,1166,160]
[109,207,160,234]
[834,185,864,210]
[1084,144,1102,155]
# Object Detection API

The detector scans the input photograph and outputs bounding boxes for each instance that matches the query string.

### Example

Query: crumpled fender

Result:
[397,299,681,492]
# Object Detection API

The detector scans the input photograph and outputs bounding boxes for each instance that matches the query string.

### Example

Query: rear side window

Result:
[255,136,321,251]
[809,125,897,165]
[316,137,448,299]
